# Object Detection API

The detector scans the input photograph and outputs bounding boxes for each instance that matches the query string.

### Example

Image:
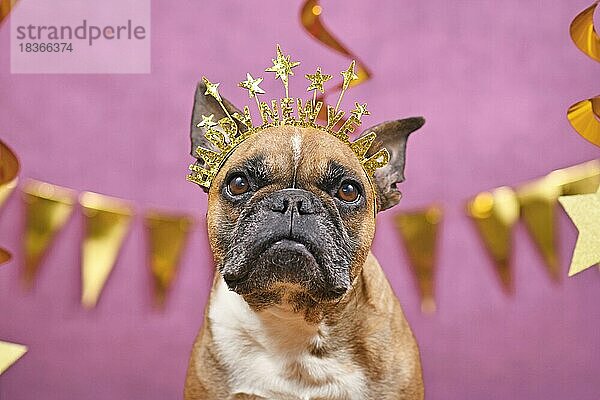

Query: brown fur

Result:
[185,254,423,399]
[185,126,423,399]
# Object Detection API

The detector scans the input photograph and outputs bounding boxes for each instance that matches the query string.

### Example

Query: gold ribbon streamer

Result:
[80,192,133,308]
[0,340,27,375]
[567,97,600,148]
[300,0,371,120]
[569,2,600,63]
[467,187,519,293]
[0,140,19,207]
[394,205,443,314]
[0,0,18,25]
[0,179,17,210]
[22,180,76,287]
[0,140,20,265]
[144,211,194,307]
[0,249,10,264]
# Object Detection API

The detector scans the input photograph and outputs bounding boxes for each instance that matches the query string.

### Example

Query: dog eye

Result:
[336,180,360,203]
[227,174,250,196]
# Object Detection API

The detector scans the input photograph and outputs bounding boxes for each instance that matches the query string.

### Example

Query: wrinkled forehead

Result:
[214,126,370,189]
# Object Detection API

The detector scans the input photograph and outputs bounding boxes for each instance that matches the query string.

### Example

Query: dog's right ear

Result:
[190,80,245,156]
[189,81,244,192]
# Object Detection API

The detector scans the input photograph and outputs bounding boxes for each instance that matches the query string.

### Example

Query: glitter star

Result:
[196,114,217,129]
[558,186,600,276]
[202,76,222,102]
[265,44,300,93]
[351,102,370,120]
[305,67,332,93]
[340,60,359,91]
[238,73,266,98]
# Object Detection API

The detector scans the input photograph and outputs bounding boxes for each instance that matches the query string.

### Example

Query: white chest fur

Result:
[208,279,367,400]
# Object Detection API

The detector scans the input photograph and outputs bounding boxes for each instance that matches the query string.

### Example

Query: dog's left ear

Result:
[358,117,425,212]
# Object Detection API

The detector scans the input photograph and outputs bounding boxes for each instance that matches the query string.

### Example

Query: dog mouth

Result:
[222,236,324,292]
[266,238,318,263]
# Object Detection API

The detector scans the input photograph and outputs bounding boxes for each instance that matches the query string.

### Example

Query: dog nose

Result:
[268,189,316,215]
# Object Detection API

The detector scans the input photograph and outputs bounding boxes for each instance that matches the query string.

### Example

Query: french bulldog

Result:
[184,81,425,400]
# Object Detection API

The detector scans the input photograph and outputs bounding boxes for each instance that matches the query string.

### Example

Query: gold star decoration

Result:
[238,73,265,98]
[265,44,300,97]
[335,60,359,112]
[340,60,359,91]
[202,76,222,102]
[187,47,389,190]
[351,102,370,121]
[305,67,332,93]
[558,186,600,276]
[196,114,217,129]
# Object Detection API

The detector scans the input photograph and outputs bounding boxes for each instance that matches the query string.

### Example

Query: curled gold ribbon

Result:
[0,249,10,265]
[0,0,18,25]
[300,0,371,120]
[0,140,19,203]
[567,96,600,147]
[570,2,600,62]
[0,140,20,265]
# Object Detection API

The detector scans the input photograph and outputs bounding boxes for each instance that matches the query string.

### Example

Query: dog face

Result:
[207,125,376,309]
[190,82,424,313]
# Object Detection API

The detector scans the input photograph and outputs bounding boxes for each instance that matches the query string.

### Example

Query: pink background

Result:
[1,0,599,399]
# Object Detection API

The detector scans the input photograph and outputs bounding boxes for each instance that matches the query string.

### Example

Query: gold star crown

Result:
[187,44,390,189]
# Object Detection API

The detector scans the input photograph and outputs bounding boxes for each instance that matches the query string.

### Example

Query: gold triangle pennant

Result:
[22,180,76,286]
[516,179,562,282]
[80,192,133,309]
[467,187,519,293]
[144,211,194,307]
[0,340,27,375]
[394,205,443,313]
